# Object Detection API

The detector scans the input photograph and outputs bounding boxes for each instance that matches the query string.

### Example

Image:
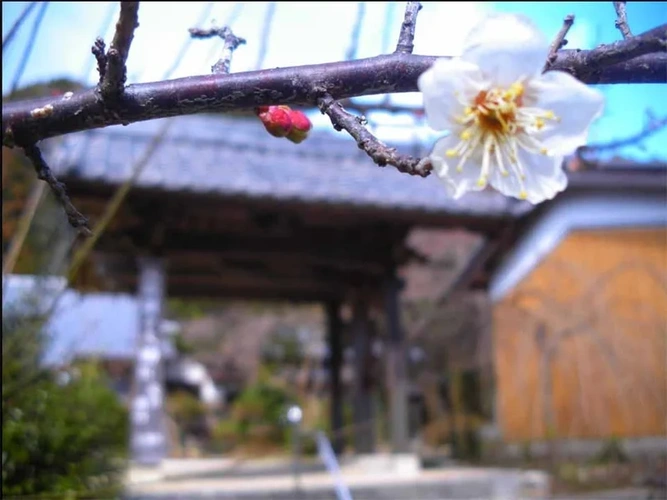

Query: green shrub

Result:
[215,381,294,452]
[2,303,129,498]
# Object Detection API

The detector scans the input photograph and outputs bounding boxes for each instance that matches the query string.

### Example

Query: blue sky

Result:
[3,1,666,160]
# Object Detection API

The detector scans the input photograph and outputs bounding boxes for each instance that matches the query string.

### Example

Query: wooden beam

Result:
[351,292,376,454]
[384,275,410,453]
[326,301,344,455]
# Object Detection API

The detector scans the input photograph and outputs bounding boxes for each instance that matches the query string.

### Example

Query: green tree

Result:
[2,300,129,498]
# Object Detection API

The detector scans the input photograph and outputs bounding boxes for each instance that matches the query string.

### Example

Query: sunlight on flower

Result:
[418,14,605,204]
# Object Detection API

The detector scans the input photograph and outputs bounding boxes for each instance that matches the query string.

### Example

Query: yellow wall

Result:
[493,228,667,441]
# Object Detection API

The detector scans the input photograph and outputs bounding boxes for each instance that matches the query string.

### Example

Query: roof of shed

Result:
[45,113,528,220]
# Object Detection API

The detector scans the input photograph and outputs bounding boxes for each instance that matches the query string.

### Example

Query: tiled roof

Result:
[44,114,528,219]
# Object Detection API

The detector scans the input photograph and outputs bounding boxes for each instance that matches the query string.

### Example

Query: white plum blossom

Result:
[418,13,605,204]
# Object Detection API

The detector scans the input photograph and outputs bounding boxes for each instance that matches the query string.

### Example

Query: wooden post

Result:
[351,292,375,454]
[326,301,344,454]
[385,275,410,453]
[130,257,168,466]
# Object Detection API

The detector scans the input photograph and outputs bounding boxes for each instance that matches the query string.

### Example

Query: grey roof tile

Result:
[45,114,527,218]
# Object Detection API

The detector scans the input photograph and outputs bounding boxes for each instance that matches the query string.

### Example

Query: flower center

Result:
[445,81,559,199]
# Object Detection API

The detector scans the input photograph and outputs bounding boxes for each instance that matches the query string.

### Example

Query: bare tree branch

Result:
[99,1,140,100]
[19,143,91,236]
[4,23,665,149]
[162,2,215,79]
[346,2,366,60]
[317,93,431,176]
[613,1,633,39]
[395,1,422,55]
[2,1,37,52]
[91,37,108,84]
[544,14,575,71]
[190,26,246,75]
[577,112,667,160]
[9,2,49,94]
[255,2,277,70]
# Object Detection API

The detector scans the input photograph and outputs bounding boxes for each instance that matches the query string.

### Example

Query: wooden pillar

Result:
[130,257,168,466]
[351,293,375,454]
[385,275,410,453]
[326,301,344,454]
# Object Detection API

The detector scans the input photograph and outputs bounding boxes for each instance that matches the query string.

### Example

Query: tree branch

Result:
[346,2,366,60]
[99,1,140,100]
[395,2,422,54]
[255,2,276,69]
[189,26,246,75]
[544,14,575,71]
[19,144,91,236]
[9,2,49,94]
[2,1,37,52]
[613,1,633,39]
[317,94,431,176]
[3,25,666,149]
[577,112,667,163]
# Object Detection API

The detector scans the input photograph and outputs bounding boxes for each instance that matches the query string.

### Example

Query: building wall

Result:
[493,228,667,442]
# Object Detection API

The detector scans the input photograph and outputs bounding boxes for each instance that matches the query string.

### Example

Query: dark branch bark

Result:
[613,1,633,39]
[318,94,431,177]
[20,144,91,235]
[3,25,666,148]
[100,1,140,100]
[545,14,575,71]
[91,37,107,84]
[189,26,246,75]
[395,2,422,54]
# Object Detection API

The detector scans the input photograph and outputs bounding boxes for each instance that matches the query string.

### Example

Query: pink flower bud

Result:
[257,105,293,138]
[285,109,312,144]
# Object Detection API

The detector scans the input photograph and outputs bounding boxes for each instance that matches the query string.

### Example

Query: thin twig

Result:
[162,2,215,79]
[544,14,575,71]
[577,113,667,163]
[317,93,431,177]
[100,1,140,100]
[256,2,277,69]
[91,38,107,84]
[613,1,633,39]
[2,1,37,52]
[189,26,246,75]
[346,2,366,60]
[395,1,422,54]
[82,2,117,82]
[382,2,397,53]
[9,2,49,94]
[3,25,666,148]
[19,143,91,236]
[66,120,173,282]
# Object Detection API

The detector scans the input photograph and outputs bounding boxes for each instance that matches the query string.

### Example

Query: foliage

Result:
[213,380,294,453]
[591,436,629,465]
[172,332,195,356]
[261,325,305,369]
[2,302,129,498]
[166,390,207,437]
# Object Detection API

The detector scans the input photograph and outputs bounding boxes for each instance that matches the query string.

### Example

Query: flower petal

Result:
[528,71,605,156]
[490,148,567,204]
[418,58,487,131]
[430,134,486,199]
[461,13,549,86]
